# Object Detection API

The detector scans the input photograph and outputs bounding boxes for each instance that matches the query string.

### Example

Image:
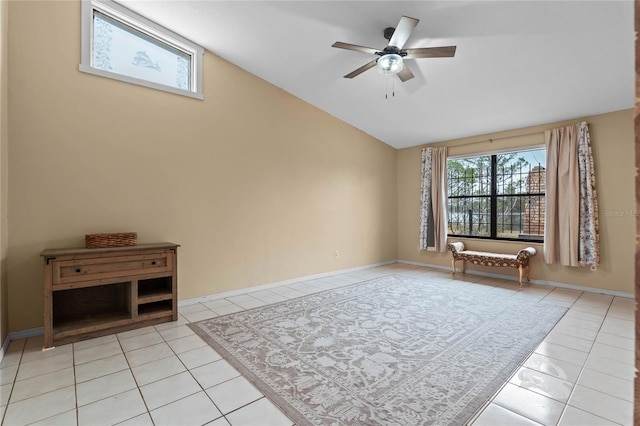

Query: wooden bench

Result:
[447,242,537,287]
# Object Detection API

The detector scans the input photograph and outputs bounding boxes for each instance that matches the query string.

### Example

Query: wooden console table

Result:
[41,242,179,348]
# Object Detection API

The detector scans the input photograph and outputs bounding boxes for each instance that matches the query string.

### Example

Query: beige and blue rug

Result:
[190,275,567,425]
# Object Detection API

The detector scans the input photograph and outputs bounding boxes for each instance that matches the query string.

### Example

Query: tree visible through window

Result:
[447,149,546,242]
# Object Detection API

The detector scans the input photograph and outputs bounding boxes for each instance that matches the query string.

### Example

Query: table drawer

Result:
[52,252,171,285]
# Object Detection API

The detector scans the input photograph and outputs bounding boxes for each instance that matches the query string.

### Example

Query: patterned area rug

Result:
[190,275,567,425]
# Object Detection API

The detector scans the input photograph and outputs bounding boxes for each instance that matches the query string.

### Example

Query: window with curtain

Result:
[447,148,546,242]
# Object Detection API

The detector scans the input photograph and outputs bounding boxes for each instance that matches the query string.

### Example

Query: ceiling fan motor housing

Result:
[379,46,403,57]
[383,27,396,41]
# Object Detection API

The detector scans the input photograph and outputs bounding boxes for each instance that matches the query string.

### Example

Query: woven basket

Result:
[85,232,137,249]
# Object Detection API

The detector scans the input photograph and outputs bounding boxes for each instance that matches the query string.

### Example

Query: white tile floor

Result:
[0,264,634,425]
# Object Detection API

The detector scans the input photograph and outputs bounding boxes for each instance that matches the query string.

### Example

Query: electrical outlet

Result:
[335,250,339,258]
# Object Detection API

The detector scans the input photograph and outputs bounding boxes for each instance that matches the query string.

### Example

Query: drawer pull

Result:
[151,261,157,266]
[75,268,82,273]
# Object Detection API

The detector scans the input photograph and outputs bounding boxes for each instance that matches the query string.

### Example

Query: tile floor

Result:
[0,264,634,425]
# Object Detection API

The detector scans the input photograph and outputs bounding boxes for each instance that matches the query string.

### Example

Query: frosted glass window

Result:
[81,0,203,99]
[93,11,190,90]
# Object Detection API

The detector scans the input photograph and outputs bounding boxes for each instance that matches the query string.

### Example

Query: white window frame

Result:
[80,0,204,99]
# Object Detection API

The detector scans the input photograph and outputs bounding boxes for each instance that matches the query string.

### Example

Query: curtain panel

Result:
[420,147,448,252]
[544,122,599,267]
[576,122,600,267]
[419,149,433,250]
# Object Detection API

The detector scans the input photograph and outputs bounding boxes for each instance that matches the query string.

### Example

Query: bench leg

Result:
[518,266,524,287]
[452,259,465,275]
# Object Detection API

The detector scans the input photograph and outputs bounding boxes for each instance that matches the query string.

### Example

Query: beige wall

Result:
[1,0,8,345]
[398,109,634,294]
[4,0,633,335]
[6,1,397,331]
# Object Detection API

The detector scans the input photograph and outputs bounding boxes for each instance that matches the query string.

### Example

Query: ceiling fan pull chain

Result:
[385,73,388,99]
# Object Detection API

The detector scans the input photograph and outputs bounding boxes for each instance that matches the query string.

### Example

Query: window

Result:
[80,0,203,99]
[447,148,546,242]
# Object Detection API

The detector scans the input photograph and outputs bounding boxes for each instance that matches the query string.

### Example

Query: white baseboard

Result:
[0,327,43,364]
[9,326,44,340]
[2,257,630,364]
[0,333,9,363]
[398,259,634,299]
[179,260,397,307]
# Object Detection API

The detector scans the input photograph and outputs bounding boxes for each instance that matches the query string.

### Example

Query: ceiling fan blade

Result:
[388,16,419,49]
[332,42,379,56]
[343,59,378,79]
[397,66,414,82]
[403,46,457,59]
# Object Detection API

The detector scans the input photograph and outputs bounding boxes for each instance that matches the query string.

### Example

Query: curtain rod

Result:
[447,121,589,148]
[449,130,542,148]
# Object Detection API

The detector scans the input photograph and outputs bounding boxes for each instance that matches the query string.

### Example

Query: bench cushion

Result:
[448,242,536,268]
[455,250,518,267]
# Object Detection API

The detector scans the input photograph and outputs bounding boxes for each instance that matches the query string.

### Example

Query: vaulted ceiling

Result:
[117,0,634,149]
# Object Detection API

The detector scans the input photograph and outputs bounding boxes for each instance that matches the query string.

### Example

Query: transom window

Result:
[80,0,203,99]
[447,148,546,242]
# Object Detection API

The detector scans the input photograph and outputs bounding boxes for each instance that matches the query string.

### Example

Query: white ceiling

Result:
[117,0,634,149]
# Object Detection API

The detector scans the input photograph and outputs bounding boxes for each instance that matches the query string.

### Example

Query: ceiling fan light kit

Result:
[377,53,404,75]
[332,15,456,84]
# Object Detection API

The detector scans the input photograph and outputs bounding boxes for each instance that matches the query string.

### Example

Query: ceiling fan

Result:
[331,16,456,82]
